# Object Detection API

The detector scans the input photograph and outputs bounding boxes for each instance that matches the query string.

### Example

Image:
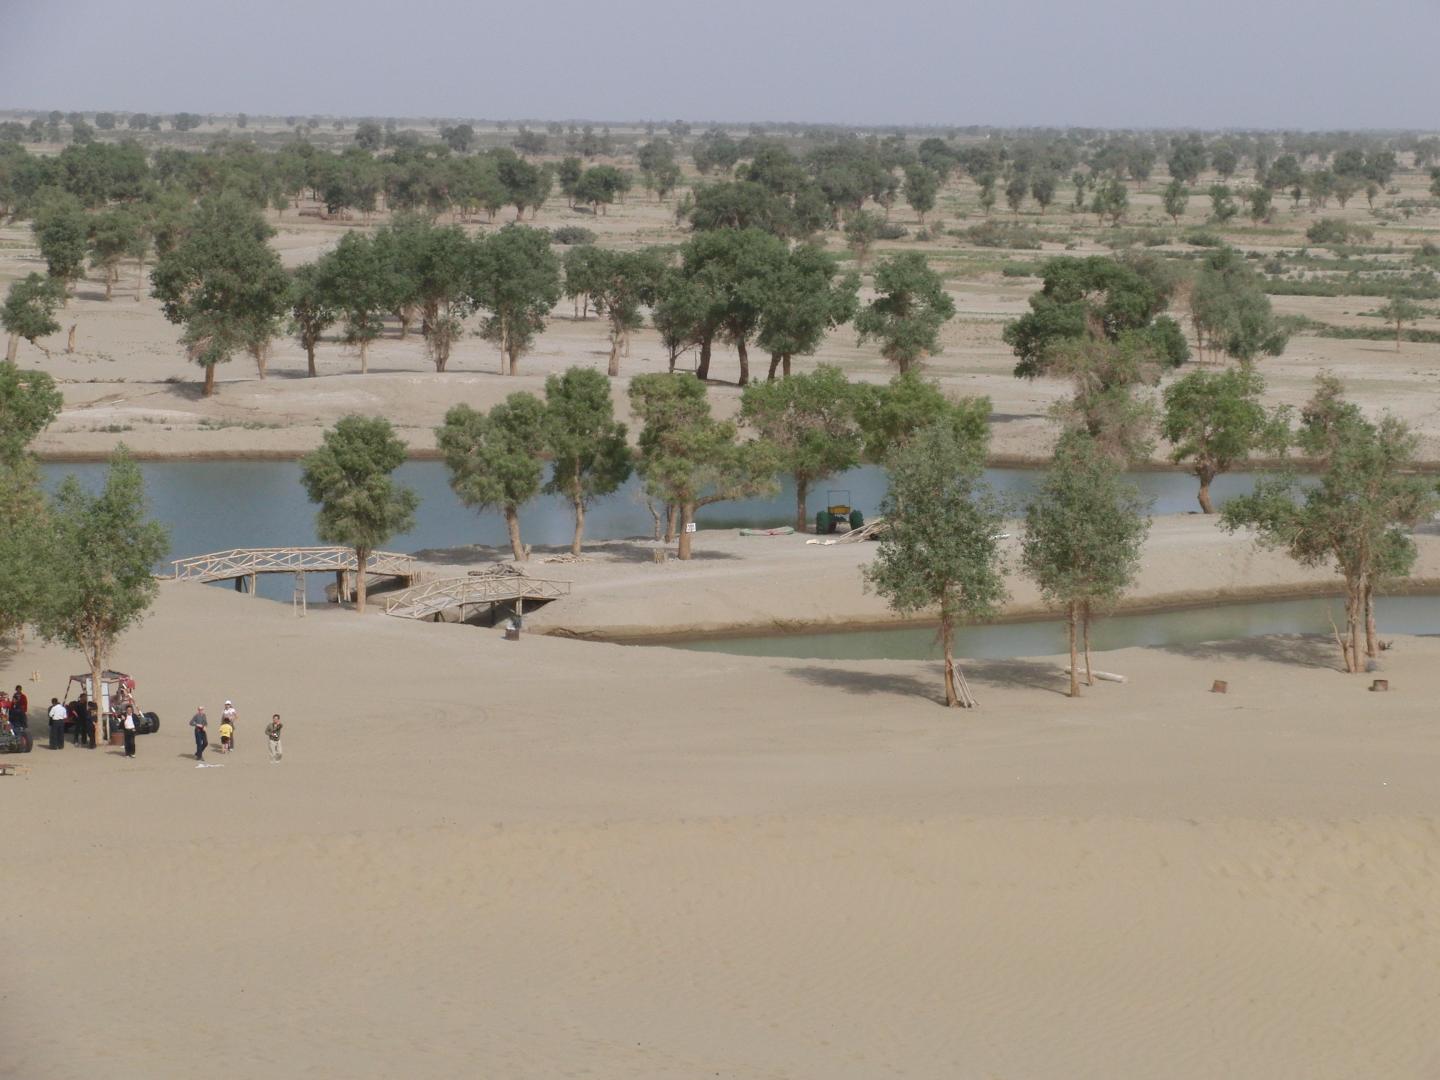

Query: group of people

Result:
[0,686,30,737]
[189,701,283,763]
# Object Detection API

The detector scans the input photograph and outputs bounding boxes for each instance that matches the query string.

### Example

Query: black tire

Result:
[849,509,864,530]
[142,711,160,735]
[816,510,831,535]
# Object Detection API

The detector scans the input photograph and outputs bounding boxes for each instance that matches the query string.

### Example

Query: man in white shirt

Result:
[47,698,67,750]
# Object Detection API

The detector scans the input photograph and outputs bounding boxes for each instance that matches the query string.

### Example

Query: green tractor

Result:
[815,489,864,535]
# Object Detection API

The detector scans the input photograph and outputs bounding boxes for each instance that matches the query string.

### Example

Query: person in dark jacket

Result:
[9,686,27,733]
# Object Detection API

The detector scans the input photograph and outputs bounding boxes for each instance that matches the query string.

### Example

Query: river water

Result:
[663,595,1440,661]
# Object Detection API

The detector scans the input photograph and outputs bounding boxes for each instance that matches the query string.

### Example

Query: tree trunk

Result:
[664,504,678,543]
[1364,583,1378,659]
[66,325,76,354]
[1197,467,1216,515]
[1082,603,1094,686]
[795,476,809,533]
[104,270,113,301]
[202,362,216,397]
[306,342,317,378]
[252,345,267,378]
[571,496,585,556]
[89,648,105,745]
[736,338,750,386]
[677,503,695,560]
[1067,603,1080,697]
[783,354,792,378]
[607,326,622,377]
[1396,322,1403,351]
[354,547,369,613]
[768,352,782,381]
[895,355,910,375]
[136,256,145,301]
[359,339,369,375]
[5,335,16,362]
[505,507,526,562]
[696,335,712,381]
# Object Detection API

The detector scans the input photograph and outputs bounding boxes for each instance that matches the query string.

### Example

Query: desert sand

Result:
[3,570,1440,1079]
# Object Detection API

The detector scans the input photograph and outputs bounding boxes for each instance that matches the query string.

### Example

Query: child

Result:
[218,716,234,753]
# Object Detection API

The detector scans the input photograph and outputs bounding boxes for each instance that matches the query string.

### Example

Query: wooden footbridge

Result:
[383,568,570,621]
[171,547,418,597]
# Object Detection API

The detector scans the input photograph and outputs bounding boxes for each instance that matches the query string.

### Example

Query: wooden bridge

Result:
[383,569,570,620]
[172,547,418,597]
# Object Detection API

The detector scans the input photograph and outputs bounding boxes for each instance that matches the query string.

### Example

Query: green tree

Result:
[1162,179,1188,224]
[543,368,632,554]
[1003,255,1188,379]
[288,262,338,378]
[678,227,789,385]
[300,416,418,613]
[1376,296,1423,351]
[1167,137,1207,185]
[2,273,65,360]
[561,243,605,319]
[855,252,956,374]
[1090,177,1128,225]
[843,209,882,266]
[354,122,383,151]
[1021,433,1149,697]
[1223,376,1440,672]
[851,371,990,466]
[319,233,387,374]
[32,192,89,290]
[865,422,1006,708]
[87,207,138,300]
[0,457,49,640]
[902,164,941,223]
[150,194,290,395]
[628,373,778,559]
[586,248,665,376]
[35,449,169,723]
[757,245,859,380]
[435,395,547,561]
[1245,185,1273,225]
[1162,366,1287,513]
[740,364,862,531]
[1189,247,1288,362]
[1208,183,1238,223]
[470,225,562,376]
[385,216,476,372]
[0,362,62,463]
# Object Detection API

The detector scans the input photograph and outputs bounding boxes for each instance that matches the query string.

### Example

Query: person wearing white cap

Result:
[221,700,238,752]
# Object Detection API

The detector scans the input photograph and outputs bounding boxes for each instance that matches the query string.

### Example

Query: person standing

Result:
[121,706,137,759]
[47,698,66,750]
[221,700,238,752]
[190,706,208,761]
[265,714,283,763]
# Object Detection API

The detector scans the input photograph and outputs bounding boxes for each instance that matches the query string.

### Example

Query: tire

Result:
[143,711,160,735]
[816,510,831,535]
[849,509,864,530]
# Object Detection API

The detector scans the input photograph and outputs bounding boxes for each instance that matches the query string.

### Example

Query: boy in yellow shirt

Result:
[218,718,234,753]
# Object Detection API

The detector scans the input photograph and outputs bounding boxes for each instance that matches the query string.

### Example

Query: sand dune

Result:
[4,583,1440,1077]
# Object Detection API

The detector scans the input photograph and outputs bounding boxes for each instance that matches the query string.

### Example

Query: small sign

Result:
[684,522,696,533]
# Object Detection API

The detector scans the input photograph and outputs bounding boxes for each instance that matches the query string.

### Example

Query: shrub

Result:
[876,222,909,241]
[1305,218,1373,245]
[550,226,597,245]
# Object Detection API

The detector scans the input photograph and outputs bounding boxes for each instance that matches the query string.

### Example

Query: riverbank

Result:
[4,581,1440,1078]
[494,515,1440,641]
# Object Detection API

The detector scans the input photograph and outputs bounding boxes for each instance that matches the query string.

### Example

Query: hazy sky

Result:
[2,0,1437,130]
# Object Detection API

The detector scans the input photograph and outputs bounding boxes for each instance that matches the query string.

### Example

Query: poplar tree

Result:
[1021,433,1150,697]
[436,395,547,561]
[855,253,955,374]
[543,368,632,554]
[300,416,418,614]
[740,365,861,531]
[865,422,1006,708]
[1162,367,1287,513]
[2,274,65,361]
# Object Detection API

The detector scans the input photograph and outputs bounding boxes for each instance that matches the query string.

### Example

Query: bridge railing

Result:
[172,546,416,583]
[384,574,570,617]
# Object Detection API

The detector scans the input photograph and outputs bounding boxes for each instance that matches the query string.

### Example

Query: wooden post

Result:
[1211,680,1228,694]
[249,572,257,597]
